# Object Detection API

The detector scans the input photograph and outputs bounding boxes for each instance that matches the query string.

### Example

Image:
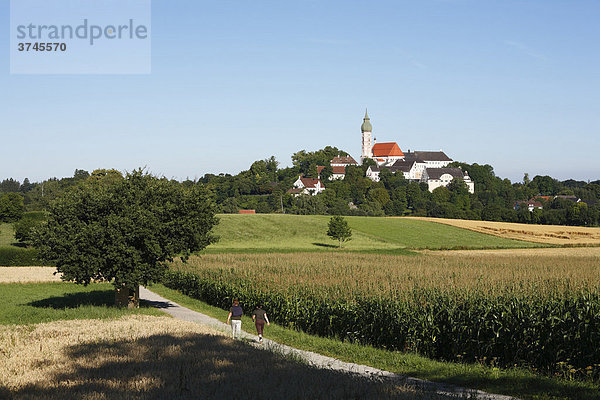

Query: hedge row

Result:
[0,246,42,266]
[163,270,600,380]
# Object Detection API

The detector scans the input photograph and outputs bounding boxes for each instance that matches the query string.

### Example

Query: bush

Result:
[0,247,42,266]
[14,218,44,245]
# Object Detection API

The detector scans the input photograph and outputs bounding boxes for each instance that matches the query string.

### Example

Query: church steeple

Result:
[360,108,373,163]
[361,109,372,132]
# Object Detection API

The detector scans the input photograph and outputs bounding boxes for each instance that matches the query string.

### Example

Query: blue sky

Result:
[1,0,599,183]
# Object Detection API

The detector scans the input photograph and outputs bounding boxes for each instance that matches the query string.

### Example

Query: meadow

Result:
[208,214,540,252]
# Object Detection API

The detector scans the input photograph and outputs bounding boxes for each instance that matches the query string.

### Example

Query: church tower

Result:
[360,109,373,164]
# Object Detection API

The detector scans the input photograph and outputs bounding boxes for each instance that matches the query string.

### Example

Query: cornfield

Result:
[163,253,600,381]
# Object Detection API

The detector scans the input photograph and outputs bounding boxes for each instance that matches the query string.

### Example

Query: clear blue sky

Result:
[2,0,599,183]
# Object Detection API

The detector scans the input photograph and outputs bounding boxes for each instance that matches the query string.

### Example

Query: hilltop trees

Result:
[0,193,25,222]
[34,169,219,307]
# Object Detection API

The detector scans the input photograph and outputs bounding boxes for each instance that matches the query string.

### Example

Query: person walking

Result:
[226,298,243,339]
[252,304,270,343]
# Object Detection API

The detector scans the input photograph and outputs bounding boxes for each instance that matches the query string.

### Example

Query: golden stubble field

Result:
[0,266,62,283]
[407,217,600,245]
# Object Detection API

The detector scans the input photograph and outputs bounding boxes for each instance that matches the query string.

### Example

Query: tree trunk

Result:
[339,238,342,248]
[115,285,140,308]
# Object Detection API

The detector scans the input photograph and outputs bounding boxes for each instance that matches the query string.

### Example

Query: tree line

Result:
[2,147,599,227]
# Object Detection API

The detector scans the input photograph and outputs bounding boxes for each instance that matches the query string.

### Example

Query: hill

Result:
[206,214,539,253]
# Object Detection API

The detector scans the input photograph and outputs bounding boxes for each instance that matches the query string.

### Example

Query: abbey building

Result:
[359,110,474,193]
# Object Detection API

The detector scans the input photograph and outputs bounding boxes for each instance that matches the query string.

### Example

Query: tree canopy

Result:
[327,215,352,248]
[34,169,219,297]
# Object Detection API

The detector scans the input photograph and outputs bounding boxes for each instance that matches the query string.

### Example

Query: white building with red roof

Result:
[288,176,325,196]
[317,155,358,180]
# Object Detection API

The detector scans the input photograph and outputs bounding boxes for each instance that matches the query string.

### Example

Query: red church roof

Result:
[372,142,404,157]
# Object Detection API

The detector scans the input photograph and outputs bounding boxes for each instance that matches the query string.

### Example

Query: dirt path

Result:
[140,287,519,400]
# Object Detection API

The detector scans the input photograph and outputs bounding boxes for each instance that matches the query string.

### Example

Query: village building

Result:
[515,195,584,211]
[421,168,475,194]
[287,176,325,196]
[514,200,544,212]
[318,155,358,180]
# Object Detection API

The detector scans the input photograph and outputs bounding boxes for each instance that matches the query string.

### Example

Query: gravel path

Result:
[140,287,519,400]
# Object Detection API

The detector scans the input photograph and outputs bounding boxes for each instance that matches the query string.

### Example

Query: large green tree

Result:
[0,193,25,222]
[34,169,219,307]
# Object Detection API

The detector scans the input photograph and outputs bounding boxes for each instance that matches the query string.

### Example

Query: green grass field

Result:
[0,223,16,246]
[0,282,164,325]
[206,214,540,253]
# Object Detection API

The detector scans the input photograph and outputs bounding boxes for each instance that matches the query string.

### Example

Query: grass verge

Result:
[149,284,600,400]
[0,282,164,325]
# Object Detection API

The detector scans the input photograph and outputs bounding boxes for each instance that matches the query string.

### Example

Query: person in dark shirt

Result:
[252,304,270,343]
[226,298,243,339]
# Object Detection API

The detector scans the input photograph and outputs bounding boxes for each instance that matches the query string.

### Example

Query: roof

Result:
[332,166,346,174]
[405,151,452,162]
[425,168,465,180]
[361,109,372,132]
[372,142,404,157]
[391,159,416,172]
[368,161,413,174]
[330,156,357,165]
[300,177,322,188]
[317,166,325,175]
[287,188,303,194]
[555,195,580,202]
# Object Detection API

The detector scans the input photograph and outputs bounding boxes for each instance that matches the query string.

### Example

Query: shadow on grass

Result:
[0,333,435,400]
[311,242,338,248]
[27,290,155,309]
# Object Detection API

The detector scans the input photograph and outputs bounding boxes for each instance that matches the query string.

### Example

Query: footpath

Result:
[140,287,518,400]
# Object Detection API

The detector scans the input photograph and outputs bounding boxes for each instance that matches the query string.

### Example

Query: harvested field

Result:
[407,217,600,245]
[0,267,61,283]
[0,315,436,399]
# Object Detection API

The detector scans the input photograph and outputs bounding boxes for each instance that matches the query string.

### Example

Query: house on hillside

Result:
[287,176,325,197]
[514,200,543,212]
[421,168,475,194]
[317,155,358,180]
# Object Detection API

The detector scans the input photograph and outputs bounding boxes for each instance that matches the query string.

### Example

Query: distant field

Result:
[408,217,600,245]
[208,214,538,252]
[0,266,61,283]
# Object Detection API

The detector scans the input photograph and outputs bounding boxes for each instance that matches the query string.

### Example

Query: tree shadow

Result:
[27,290,155,309]
[312,242,338,249]
[1,332,439,400]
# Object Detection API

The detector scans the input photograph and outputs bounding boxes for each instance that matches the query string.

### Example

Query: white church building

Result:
[360,111,474,194]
